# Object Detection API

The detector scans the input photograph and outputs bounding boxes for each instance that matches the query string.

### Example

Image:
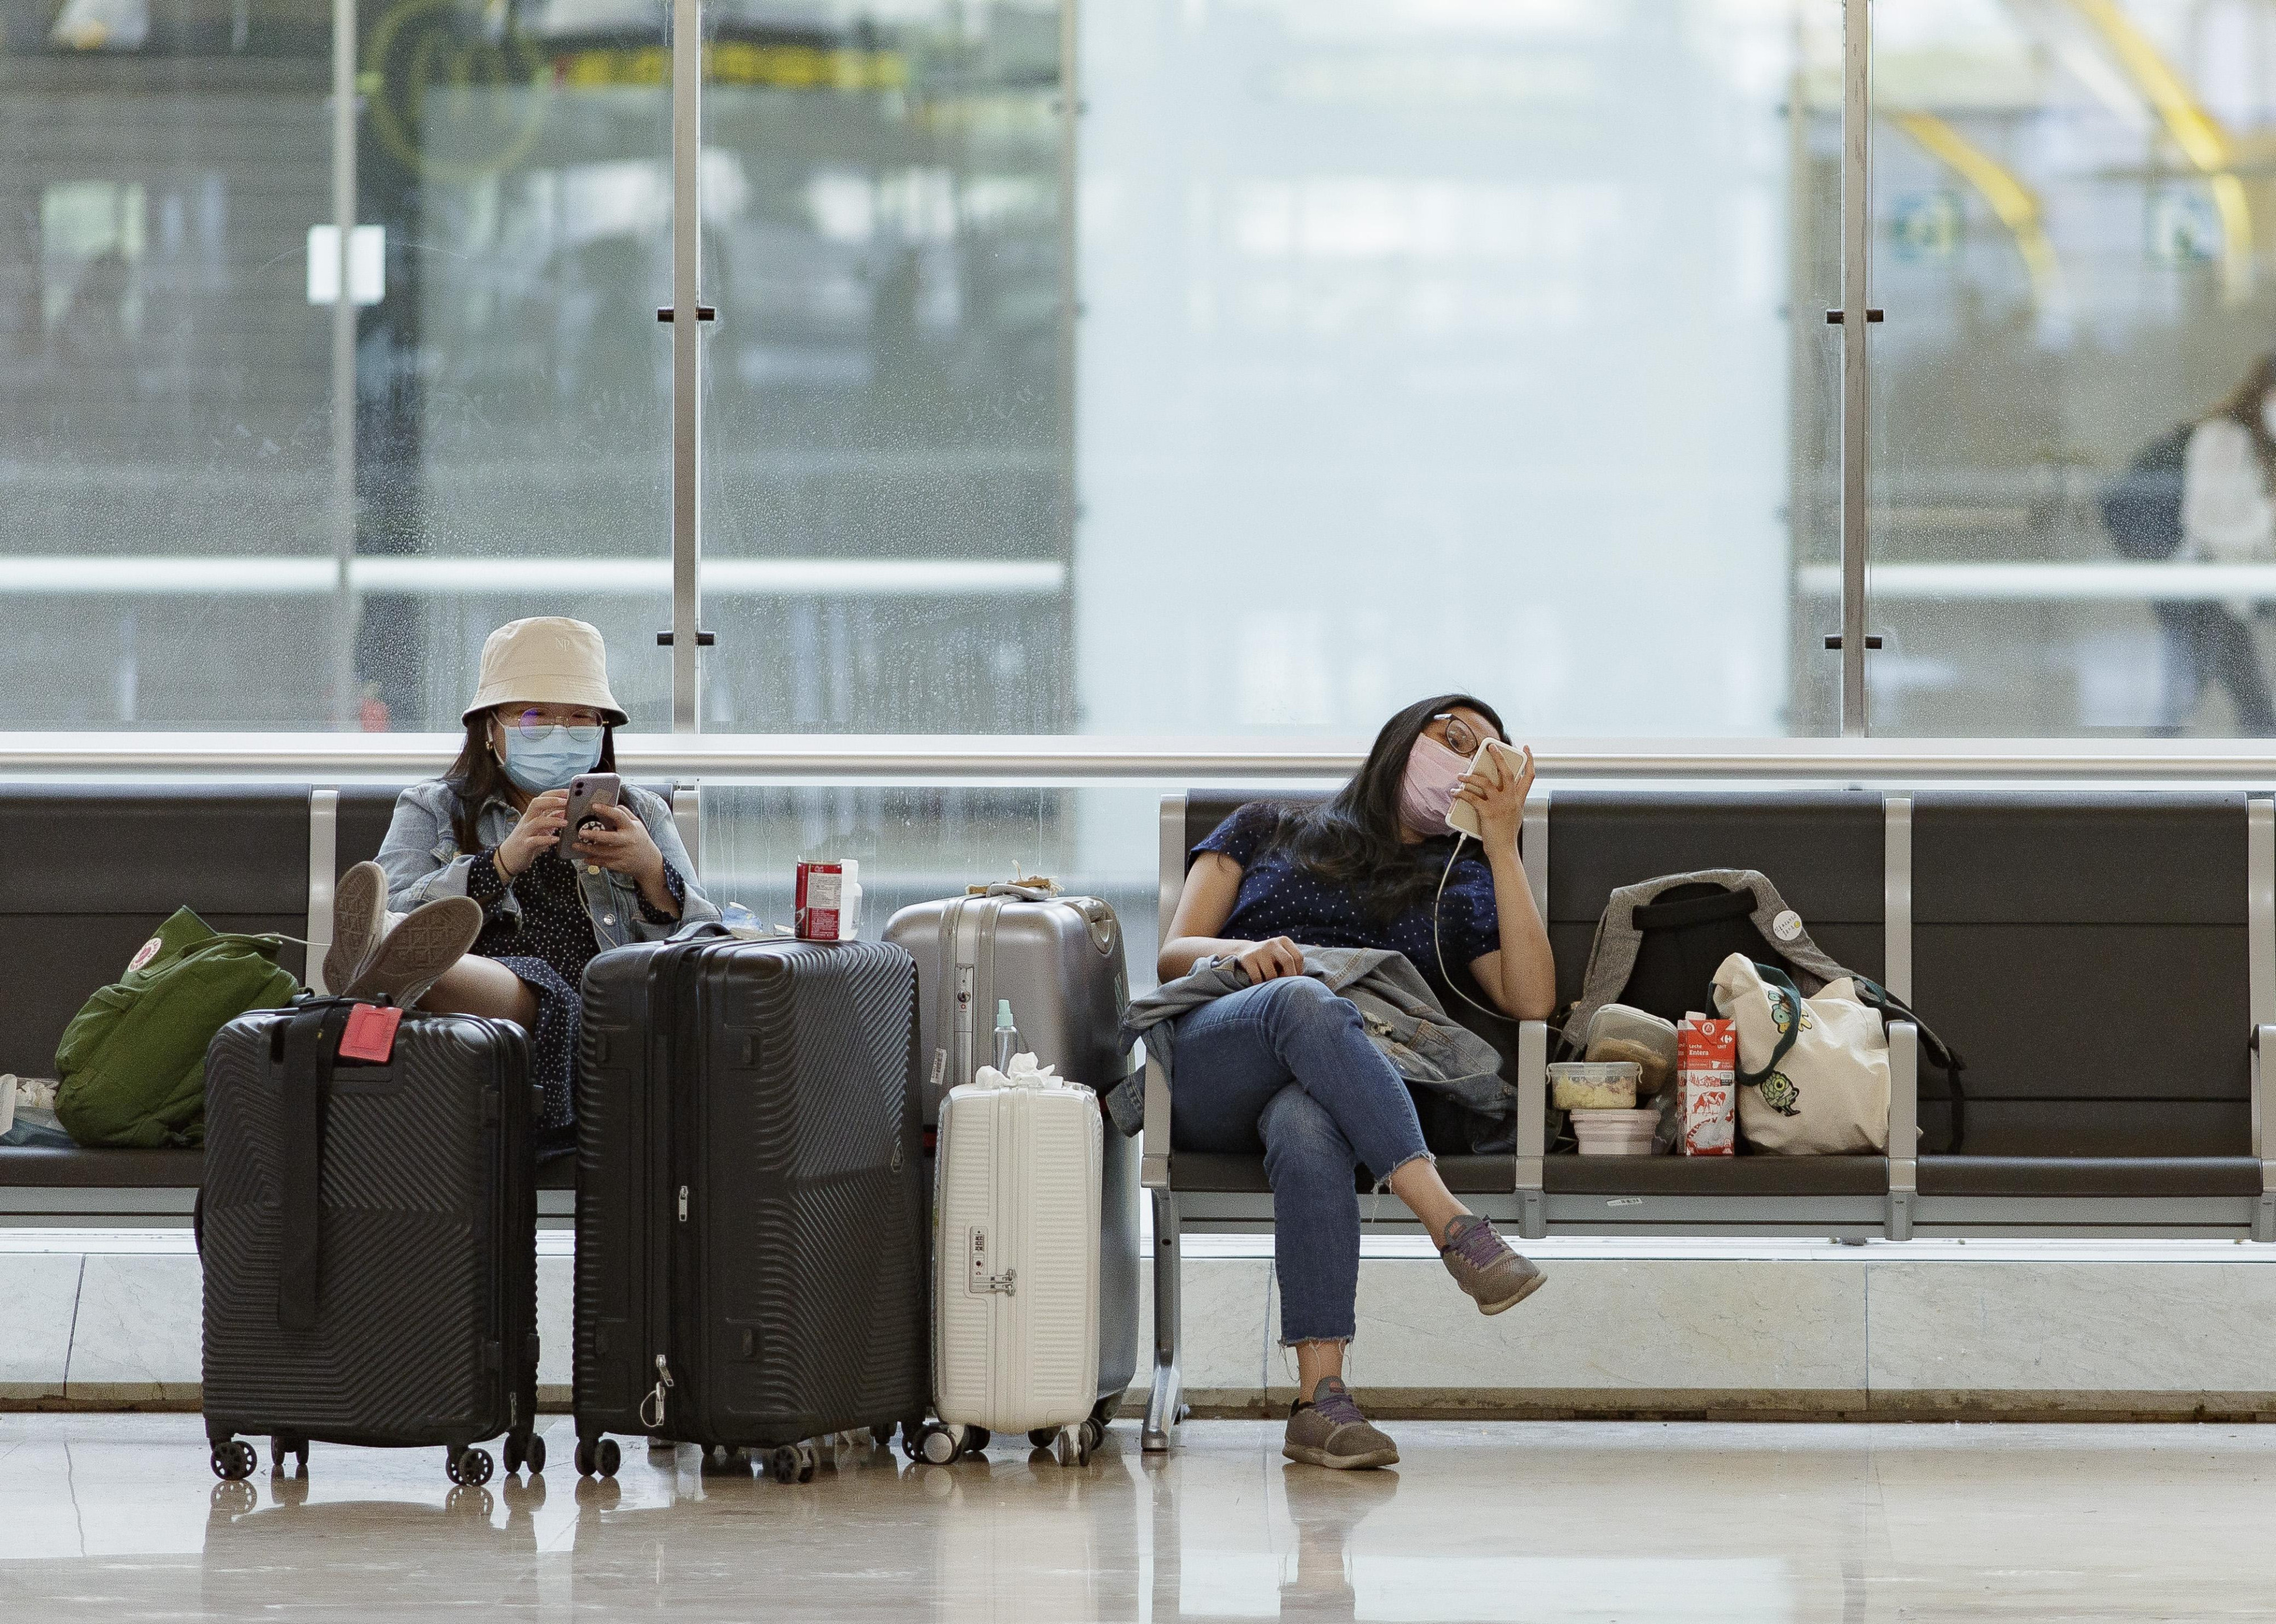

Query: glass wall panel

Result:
[699,781,1284,996]
[697,0,1067,734]
[0,0,673,730]
[1868,0,2276,736]
[1079,0,1845,747]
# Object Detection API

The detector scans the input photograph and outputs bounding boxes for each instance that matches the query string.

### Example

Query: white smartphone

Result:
[1445,740,1527,839]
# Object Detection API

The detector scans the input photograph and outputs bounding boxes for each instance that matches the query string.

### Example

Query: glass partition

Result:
[1079,0,1845,742]
[0,0,674,730]
[1867,0,2276,737]
[696,0,1069,734]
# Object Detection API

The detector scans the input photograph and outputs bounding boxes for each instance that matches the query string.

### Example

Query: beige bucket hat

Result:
[461,617,629,726]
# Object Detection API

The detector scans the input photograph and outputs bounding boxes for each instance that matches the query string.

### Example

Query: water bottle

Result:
[991,999,1022,1073]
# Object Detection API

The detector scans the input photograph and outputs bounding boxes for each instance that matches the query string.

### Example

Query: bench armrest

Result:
[1141,1042,1171,1190]
[2254,1026,2276,1242]
[1513,1022,1547,1238]
[1887,1020,1919,1239]
[1887,1020,1919,1182]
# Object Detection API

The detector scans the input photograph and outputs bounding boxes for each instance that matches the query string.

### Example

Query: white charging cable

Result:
[1431,833,1522,1025]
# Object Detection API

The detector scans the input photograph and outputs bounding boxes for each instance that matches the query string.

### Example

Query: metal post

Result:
[669,0,703,733]
[1839,0,1871,736]
[330,0,358,729]
[1054,0,1080,730]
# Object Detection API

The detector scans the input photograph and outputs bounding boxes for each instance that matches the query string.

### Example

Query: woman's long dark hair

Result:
[442,709,619,853]
[1261,692,1508,921]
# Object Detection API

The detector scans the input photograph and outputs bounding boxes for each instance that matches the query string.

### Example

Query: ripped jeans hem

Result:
[1278,1335,1353,1350]
[1369,1148,1436,1194]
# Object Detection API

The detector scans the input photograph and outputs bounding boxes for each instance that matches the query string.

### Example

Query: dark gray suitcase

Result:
[883,891,1140,1425]
[572,935,929,1480]
[200,999,539,1486]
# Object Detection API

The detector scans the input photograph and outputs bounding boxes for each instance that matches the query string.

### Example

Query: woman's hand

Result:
[495,790,570,878]
[570,803,667,891]
[1453,742,1536,853]
[1228,936,1305,985]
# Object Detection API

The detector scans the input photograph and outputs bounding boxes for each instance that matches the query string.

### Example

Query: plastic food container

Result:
[1582,1003,1678,1097]
[1548,1061,1640,1110]
[1572,1108,1661,1156]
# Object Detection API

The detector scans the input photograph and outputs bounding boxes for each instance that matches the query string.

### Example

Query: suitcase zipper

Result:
[640,1353,676,1429]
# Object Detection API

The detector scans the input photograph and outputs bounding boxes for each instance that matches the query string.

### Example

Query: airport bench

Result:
[1136,787,2276,1449]
[0,783,690,1223]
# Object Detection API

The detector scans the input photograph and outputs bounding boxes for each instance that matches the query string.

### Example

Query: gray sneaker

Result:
[322,861,389,995]
[1439,1214,1545,1315]
[1282,1378,1399,1471]
[344,896,483,1007]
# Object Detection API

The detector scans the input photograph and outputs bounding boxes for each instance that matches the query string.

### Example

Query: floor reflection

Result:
[1,1415,2274,1620]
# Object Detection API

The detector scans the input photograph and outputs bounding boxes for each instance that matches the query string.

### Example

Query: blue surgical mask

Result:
[500,724,603,793]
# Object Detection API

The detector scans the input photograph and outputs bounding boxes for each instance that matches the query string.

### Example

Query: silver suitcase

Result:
[883,889,1139,1428]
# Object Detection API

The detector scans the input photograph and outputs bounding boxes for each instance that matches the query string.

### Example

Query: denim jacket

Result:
[1113,945,1511,1148]
[376,778,720,951]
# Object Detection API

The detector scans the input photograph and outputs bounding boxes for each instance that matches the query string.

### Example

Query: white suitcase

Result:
[924,1060,1103,1466]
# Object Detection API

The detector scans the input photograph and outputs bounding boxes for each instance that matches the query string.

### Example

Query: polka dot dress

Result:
[1195,803,1503,1004]
[467,844,683,1158]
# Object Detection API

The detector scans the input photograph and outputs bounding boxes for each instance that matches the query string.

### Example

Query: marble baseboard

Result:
[11,1245,2276,1418]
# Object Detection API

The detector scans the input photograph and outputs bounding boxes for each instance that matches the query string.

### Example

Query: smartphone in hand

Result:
[558,772,622,863]
[1445,741,1525,840]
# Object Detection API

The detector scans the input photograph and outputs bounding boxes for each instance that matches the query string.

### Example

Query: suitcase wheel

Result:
[916,1424,960,1467]
[1052,1428,1087,1469]
[868,1423,897,1451]
[502,1432,547,1476]
[766,1444,816,1484]
[575,1437,621,1478]
[208,1439,258,1482]
[269,1434,309,1475]
[445,1446,494,1487]
[962,1426,991,1458]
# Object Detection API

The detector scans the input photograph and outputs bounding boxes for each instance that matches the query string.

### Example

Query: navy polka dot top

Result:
[1194,802,1502,1002]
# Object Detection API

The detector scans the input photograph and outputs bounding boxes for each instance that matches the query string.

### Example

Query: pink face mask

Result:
[1397,733,1473,838]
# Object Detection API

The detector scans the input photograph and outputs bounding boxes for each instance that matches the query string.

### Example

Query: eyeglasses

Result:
[1432,713,1484,758]
[513,706,605,739]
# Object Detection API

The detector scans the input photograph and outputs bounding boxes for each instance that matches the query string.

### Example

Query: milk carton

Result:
[1676,1011,1737,1156]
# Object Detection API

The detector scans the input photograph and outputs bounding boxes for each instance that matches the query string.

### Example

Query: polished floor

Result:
[2,1414,2273,1620]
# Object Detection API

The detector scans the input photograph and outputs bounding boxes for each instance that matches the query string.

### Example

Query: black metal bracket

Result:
[657,631,717,647]
[1824,634,1884,650]
[656,306,717,322]
[1824,308,1885,324]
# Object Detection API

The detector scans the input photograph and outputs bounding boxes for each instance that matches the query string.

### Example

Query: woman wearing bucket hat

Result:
[343,617,719,1151]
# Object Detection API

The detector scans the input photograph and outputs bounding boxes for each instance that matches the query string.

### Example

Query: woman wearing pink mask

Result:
[1158,694,1555,1469]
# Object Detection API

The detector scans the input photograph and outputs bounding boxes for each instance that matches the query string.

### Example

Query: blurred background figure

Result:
[2105,352,2276,737]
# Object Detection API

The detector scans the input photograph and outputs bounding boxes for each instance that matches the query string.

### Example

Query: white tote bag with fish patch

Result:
[1709,954,1889,1155]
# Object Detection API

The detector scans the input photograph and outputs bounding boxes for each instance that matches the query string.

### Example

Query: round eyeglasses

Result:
[1432,713,1485,759]
[513,706,605,739]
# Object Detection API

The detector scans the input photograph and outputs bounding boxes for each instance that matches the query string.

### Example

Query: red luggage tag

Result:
[338,1003,403,1064]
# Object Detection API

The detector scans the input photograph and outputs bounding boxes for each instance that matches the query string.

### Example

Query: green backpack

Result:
[55,907,303,1148]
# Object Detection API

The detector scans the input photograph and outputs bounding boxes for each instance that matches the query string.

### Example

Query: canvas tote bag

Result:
[1709,954,1889,1155]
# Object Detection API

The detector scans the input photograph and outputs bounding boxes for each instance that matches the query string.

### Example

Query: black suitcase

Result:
[200,998,541,1486]
[572,936,929,1481]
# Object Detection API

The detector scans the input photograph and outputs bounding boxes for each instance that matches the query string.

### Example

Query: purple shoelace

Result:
[1444,1216,1508,1269]
[1312,1382,1367,1428]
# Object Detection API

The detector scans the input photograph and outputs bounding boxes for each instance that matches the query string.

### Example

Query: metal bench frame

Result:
[1137,788,2276,1451]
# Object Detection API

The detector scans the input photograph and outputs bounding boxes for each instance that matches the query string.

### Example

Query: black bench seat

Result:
[1547,1156,1887,1197]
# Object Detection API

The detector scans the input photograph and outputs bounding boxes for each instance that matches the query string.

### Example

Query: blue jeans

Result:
[1169,977,1432,1344]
